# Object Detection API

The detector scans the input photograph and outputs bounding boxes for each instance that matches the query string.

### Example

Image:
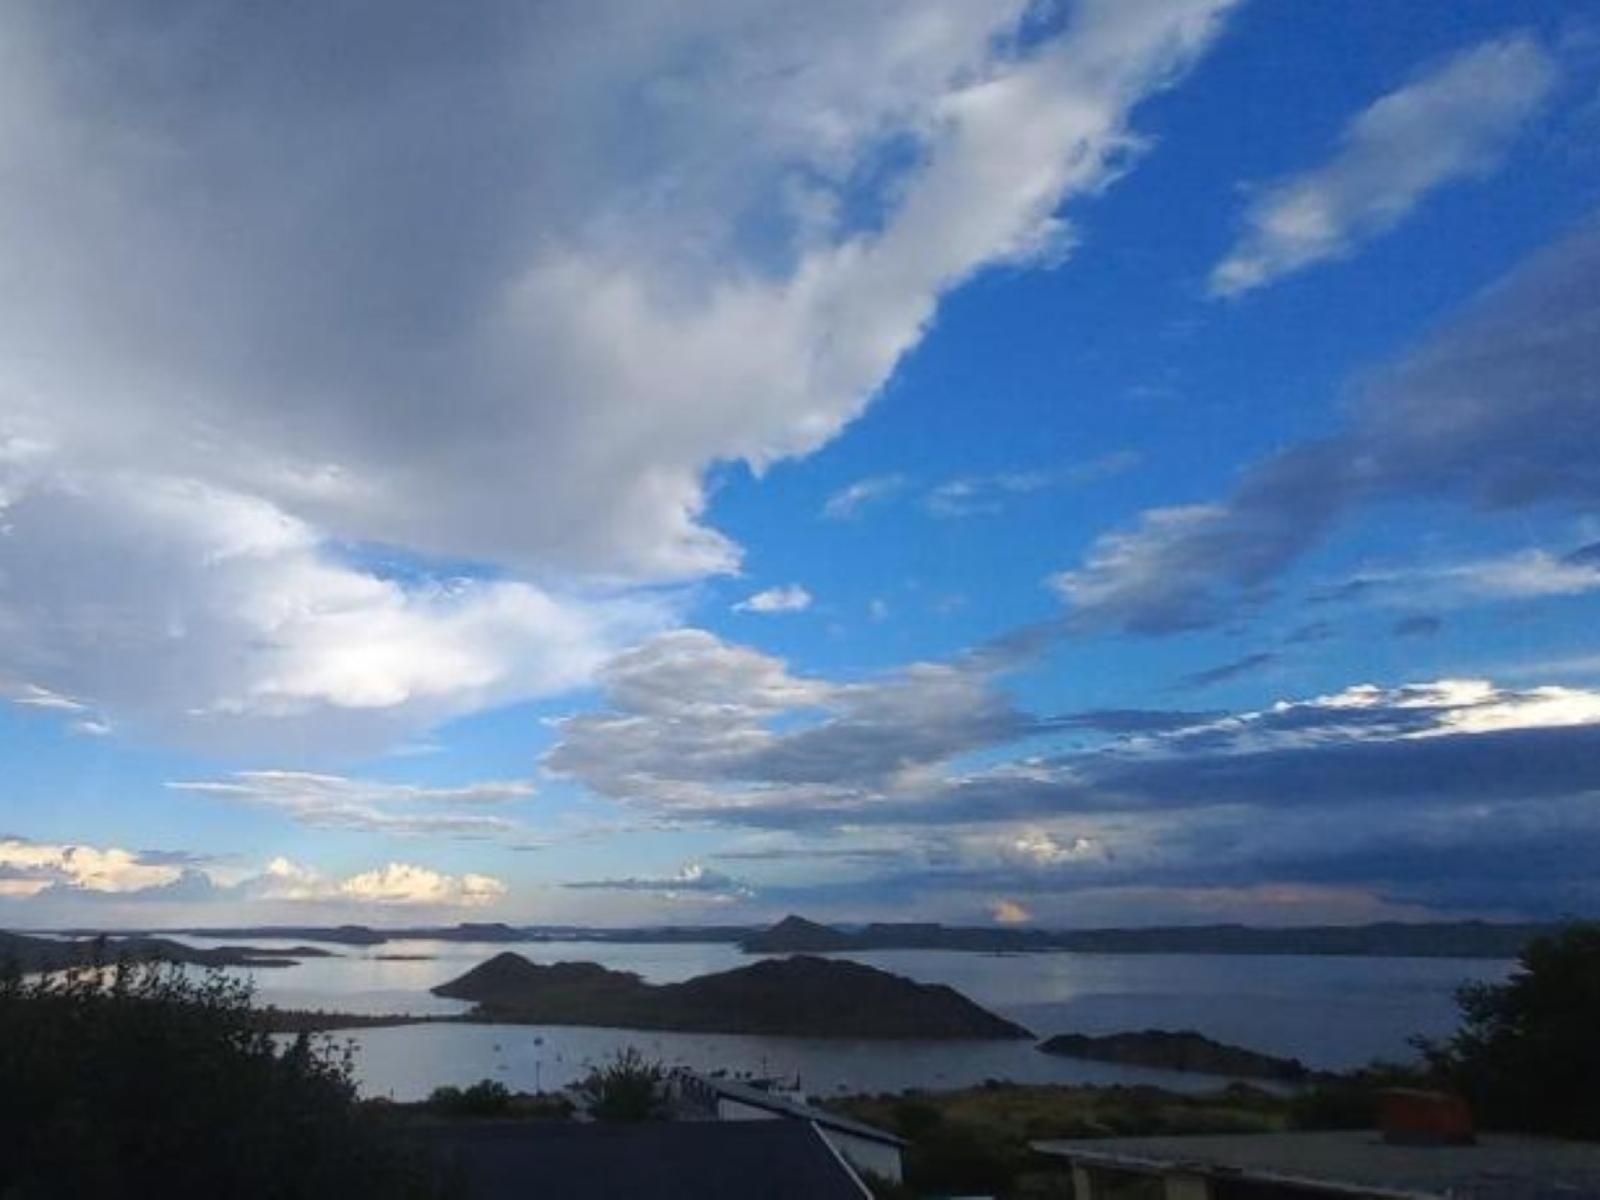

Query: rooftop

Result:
[421,1118,871,1200]
[1032,1130,1600,1199]
[684,1073,907,1147]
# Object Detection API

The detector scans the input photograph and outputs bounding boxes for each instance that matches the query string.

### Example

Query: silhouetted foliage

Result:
[427,1078,514,1117]
[574,1046,668,1122]
[0,952,444,1198]
[1289,1061,1426,1131]
[1415,921,1600,1139]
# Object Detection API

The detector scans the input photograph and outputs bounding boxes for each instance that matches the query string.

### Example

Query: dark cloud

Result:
[1172,651,1276,691]
[1053,219,1600,633]
[1282,620,1336,644]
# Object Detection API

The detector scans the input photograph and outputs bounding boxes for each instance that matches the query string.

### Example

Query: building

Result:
[1031,1129,1600,1199]
[674,1071,907,1184]
[421,1118,874,1199]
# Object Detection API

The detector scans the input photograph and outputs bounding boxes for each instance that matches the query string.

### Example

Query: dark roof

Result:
[690,1075,906,1147]
[420,1119,871,1200]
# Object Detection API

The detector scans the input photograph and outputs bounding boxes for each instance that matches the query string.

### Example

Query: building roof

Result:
[421,1118,872,1200]
[1031,1130,1600,1200]
[690,1074,907,1147]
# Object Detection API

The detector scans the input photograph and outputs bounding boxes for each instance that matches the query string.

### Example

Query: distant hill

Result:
[742,914,855,953]
[433,952,1031,1039]
[739,917,1552,958]
[0,930,327,971]
[1038,1029,1310,1081]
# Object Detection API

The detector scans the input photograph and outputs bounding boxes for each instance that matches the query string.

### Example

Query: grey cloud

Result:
[1393,614,1443,637]
[1172,651,1277,691]
[563,863,750,896]
[1055,218,1600,633]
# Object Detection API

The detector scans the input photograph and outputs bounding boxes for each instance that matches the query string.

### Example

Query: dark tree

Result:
[0,953,445,1198]
[1417,921,1600,1139]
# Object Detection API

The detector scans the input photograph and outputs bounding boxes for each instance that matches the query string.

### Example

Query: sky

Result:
[2,0,1599,930]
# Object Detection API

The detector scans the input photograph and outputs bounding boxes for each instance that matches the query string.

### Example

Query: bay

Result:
[178,936,1513,1101]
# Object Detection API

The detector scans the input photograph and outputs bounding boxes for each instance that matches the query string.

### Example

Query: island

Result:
[1037,1029,1310,1081]
[432,952,1032,1039]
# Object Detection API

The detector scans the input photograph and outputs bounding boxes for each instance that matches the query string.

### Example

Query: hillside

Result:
[1037,1030,1310,1081]
[433,952,1031,1039]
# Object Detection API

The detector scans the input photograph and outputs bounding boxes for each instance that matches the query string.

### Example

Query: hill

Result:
[739,917,1549,958]
[0,930,326,970]
[433,953,1031,1039]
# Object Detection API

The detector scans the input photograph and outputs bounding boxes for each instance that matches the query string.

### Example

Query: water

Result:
[178,937,1512,1101]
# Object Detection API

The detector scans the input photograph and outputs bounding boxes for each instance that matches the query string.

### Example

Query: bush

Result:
[0,953,443,1198]
[427,1078,514,1117]
[1416,921,1600,1139]
[574,1046,668,1122]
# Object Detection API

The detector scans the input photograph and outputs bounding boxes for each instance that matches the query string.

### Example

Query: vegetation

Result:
[426,1078,516,1117]
[830,1080,1289,1197]
[574,1047,670,1123]
[0,953,446,1198]
[1415,921,1600,1139]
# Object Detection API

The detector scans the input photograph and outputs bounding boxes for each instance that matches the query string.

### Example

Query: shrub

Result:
[0,953,443,1198]
[574,1046,668,1123]
[427,1078,514,1117]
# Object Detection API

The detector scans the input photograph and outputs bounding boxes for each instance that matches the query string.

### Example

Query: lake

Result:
[180,936,1513,1101]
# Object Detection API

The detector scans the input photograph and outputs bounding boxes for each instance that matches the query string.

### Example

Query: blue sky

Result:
[2,0,1599,928]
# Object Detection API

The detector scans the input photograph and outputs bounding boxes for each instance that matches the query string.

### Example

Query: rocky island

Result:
[433,952,1032,1040]
[1037,1029,1310,1081]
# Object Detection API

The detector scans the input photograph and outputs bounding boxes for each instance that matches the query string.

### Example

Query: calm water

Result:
[180,937,1512,1101]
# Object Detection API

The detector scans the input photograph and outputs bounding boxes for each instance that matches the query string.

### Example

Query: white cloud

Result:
[1211,34,1556,296]
[335,862,507,908]
[734,584,814,614]
[0,838,181,897]
[925,471,1050,518]
[822,475,907,519]
[0,0,1239,748]
[0,473,665,752]
[167,770,534,838]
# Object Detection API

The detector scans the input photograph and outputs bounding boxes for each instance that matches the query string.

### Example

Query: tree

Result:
[0,952,445,1198]
[574,1047,668,1122]
[1417,921,1600,1139]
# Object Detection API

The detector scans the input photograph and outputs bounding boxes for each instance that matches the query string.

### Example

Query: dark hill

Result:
[741,914,855,953]
[433,953,1030,1039]
[1038,1029,1309,1081]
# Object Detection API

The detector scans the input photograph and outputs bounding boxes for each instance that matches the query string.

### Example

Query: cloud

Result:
[166,770,534,838]
[925,471,1050,518]
[822,475,907,520]
[1055,216,1600,632]
[1393,614,1442,638]
[0,474,667,753]
[1211,34,1557,295]
[733,584,814,614]
[563,861,751,900]
[0,838,506,911]
[0,837,184,897]
[0,0,1239,748]
[547,631,1600,916]
[990,898,1032,924]
[1173,651,1277,691]
[545,628,1040,820]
